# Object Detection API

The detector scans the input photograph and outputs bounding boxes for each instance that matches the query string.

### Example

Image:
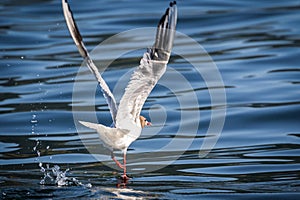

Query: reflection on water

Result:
[1,0,300,199]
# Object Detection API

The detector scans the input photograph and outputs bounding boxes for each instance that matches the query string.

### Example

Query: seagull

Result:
[62,0,177,180]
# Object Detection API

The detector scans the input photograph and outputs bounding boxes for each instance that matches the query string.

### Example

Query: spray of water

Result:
[30,114,92,188]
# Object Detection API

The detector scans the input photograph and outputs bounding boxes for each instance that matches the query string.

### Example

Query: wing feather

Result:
[62,0,118,125]
[116,2,177,127]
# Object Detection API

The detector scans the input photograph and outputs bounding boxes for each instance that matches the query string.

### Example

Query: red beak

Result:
[146,121,152,126]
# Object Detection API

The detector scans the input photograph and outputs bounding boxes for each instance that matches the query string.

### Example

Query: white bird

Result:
[62,0,177,180]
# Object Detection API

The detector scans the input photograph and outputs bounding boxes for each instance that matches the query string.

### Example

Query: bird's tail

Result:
[79,121,101,130]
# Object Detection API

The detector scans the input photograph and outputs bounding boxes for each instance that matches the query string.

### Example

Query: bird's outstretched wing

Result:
[116,2,177,128]
[62,0,118,125]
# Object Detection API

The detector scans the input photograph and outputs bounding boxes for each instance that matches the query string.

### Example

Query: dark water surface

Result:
[1,0,300,199]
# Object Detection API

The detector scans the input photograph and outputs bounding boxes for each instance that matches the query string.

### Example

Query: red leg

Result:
[111,151,130,181]
[122,152,130,181]
[123,152,126,176]
[111,152,124,169]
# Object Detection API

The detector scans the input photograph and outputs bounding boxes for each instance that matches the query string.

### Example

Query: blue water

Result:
[1,0,300,199]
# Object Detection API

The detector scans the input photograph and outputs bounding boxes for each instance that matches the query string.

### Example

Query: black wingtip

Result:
[158,1,177,30]
[151,0,177,57]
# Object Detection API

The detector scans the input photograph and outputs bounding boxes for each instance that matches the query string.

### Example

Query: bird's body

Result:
[79,121,133,151]
[62,0,177,180]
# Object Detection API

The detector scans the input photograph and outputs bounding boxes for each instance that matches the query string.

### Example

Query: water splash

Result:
[30,114,92,188]
[39,164,92,188]
[39,163,54,185]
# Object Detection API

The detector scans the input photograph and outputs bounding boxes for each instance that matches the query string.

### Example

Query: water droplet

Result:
[31,120,38,124]
[31,114,38,124]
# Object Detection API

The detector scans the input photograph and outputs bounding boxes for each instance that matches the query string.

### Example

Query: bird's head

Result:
[139,116,152,128]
